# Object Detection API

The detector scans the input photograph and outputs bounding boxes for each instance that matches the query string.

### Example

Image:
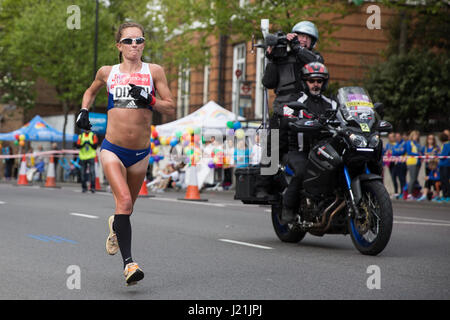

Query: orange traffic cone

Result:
[94,156,103,191]
[178,163,208,202]
[138,177,154,198]
[16,155,29,186]
[43,155,60,188]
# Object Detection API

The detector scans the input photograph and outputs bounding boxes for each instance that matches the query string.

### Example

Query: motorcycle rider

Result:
[256,21,324,198]
[280,62,337,224]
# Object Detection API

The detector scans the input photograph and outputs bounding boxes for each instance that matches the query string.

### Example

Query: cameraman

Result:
[255,21,324,198]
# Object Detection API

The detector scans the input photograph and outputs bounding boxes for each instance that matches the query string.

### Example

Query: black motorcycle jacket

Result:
[280,92,337,154]
[262,48,324,105]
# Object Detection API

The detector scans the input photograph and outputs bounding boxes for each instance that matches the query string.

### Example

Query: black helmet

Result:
[301,62,329,95]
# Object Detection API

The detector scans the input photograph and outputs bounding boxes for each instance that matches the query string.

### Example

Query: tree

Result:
[1,0,116,147]
[364,50,450,132]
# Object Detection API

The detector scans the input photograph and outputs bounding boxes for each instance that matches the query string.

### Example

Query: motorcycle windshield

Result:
[337,87,376,132]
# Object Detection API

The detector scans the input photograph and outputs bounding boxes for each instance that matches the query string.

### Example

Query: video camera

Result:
[264,31,289,58]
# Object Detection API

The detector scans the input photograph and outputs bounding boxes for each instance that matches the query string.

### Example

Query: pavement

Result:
[0,181,449,300]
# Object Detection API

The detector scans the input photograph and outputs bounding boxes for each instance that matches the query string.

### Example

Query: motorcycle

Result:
[235,86,393,256]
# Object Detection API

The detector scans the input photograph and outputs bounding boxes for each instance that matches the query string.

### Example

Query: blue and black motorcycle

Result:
[236,87,393,256]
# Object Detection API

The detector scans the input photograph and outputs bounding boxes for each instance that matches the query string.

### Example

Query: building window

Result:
[232,43,246,116]
[203,64,210,105]
[177,63,190,118]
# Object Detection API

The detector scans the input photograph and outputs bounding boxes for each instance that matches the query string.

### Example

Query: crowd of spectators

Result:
[383,129,450,203]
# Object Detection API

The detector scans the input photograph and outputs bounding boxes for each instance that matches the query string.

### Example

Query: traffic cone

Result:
[16,155,29,186]
[138,177,154,198]
[178,163,208,202]
[94,156,103,191]
[43,155,60,188]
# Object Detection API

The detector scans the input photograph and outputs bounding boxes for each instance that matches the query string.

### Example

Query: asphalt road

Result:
[0,183,449,300]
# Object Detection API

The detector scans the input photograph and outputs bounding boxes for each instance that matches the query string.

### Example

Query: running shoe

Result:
[416,195,427,201]
[106,215,119,255]
[124,262,144,286]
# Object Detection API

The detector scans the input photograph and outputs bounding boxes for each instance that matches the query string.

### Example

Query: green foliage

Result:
[1,0,116,109]
[364,50,450,132]
[0,74,35,111]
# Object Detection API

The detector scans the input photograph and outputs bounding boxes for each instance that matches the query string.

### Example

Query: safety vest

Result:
[79,132,96,160]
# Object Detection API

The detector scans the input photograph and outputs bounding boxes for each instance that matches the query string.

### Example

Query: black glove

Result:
[129,83,155,107]
[76,109,91,130]
[289,36,302,51]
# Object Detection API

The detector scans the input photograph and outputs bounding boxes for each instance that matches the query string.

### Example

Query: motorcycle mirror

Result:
[377,120,393,133]
[374,102,384,119]
[285,101,307,111]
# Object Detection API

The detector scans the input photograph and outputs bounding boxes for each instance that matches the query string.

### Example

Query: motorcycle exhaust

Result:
[309,197,346,235]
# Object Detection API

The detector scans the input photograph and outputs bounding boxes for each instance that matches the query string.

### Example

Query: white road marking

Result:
[394,220,450,227]
[0,201,5,204]
[395,216,450,224]
[151,197,226,207]
[69,212,99,219]
[218,239,273,250]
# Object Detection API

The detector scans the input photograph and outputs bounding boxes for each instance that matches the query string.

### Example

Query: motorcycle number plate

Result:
[359,123,370,132]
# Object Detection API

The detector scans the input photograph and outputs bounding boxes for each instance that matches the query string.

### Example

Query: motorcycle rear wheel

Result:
[271,204,306,243]
[348,180,393,256]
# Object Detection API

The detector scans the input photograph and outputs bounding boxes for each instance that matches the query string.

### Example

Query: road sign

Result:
[239,81,252,97]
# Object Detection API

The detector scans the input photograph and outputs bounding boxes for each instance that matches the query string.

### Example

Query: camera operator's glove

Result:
[129,83,155,109]
[289,37,323,63]
[76,109,91,130]
[289,36,302,51]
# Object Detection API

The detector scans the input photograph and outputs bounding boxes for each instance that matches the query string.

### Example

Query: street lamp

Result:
[92,0,99,112]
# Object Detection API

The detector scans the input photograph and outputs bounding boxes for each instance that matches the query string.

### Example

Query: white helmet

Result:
[291,21,319,49]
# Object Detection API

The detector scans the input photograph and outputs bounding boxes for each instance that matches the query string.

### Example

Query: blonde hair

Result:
[409,130,420,141]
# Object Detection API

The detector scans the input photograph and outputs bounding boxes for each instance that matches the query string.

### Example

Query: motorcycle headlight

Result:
[349,133,367,148]
[368,134,380,148]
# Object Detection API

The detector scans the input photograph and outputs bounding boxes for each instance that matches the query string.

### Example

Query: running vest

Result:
[79,132,97,160]
[106,63,155,111]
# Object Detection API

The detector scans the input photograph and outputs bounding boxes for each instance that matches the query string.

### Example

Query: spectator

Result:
[383,132,397,195]
[250,133,263,165]
[4,146,15,181]
[417,159,440,201]
[423,134,439,175]
[148,162,178,193]
[436,131,450,202]
[34,145,45,182]
[69,155,81,182]
[171,162,186,190]
[392,132,407,199]
[234,139,250,168]
[405,130,422,200]
[222,138,235,189]
[76,130,99,193]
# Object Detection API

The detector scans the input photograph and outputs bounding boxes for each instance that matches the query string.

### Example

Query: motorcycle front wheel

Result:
[348,180,393,256]
[271,204,306,243]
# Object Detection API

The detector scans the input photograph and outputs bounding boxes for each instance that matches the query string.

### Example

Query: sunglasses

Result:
[306,79,323,84]
[119,37,145,45]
